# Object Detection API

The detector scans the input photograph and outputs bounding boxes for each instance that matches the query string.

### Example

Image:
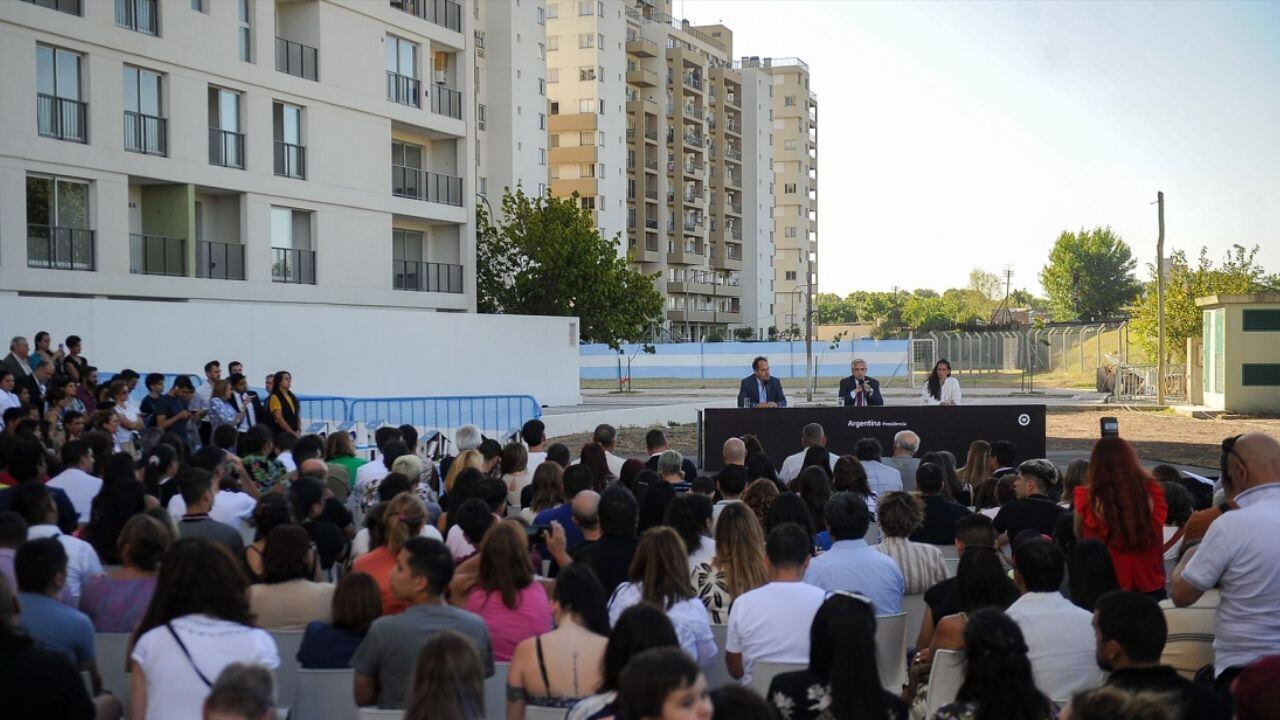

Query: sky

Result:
[678,0,1280,297]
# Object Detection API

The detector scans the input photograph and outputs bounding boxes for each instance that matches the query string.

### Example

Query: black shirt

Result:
[993,495,1065,540]
[0,634,95,720]
[303,518,346,571]
[910,494,973,545]
[767,668,908,720]
[1107,666,1229,720]
[571,534,639,598]
[923,576,960,629]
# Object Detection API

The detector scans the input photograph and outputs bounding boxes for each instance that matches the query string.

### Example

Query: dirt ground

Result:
[552,409,1280,470]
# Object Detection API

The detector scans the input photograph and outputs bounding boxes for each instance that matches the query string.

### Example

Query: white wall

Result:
[4,294,583,406]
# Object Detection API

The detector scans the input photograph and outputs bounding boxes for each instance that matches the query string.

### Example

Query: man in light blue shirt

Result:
[803,492,904,615]
[14,537,101,693]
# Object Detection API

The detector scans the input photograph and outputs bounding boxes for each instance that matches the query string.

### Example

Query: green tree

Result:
[476,189,663,348]
[815,293,856,325]
[1039,227,1141,321]
[1131,245,1277,361]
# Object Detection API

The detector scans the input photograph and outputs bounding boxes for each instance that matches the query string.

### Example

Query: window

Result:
[785,227,796,238]
[237,0,251,62]
[36,45,86,142]
[208,86,244,168]
[579,99,593,113]
[783,138,797,151]
[24,0,81,15]
[537,43,545,60]
[784,95,795,106]
[123,66,165,155]
[783,182,796,194]
[581,196,596,210]
[598,33,605,48]
[273,101,305,179]
[479,177,488,195]
[550,101,559,115]
[537,78,545,95]
[598,65,605,82]
[578,33,593,49]
[191,0,205,10]
[548,68,559,83]
[785,271,797,281]
[547,36,558,51]
[547,3,558,18]
[538,182,546,196]
[578,0,591,15]
[392,228,425,289]
[478,104,487,130]
[579,66,596,81]
[539,148,547,165]
[26,174,93,271]
[385,35,420,107]
[597,0,603,16]
[270,206,314,284]
[116,0,158,35]
[537,7,544,23]
[579,131,595,145]
[538,113,546,129]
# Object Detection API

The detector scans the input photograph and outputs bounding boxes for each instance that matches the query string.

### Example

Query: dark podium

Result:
[700,405,1047,472]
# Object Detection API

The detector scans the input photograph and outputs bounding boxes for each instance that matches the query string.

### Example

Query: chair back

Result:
[704,624,731,689]
[356,710,403,720]
[747,660,805,697]
[483,662,511,720]
[901,594,927,652]
[925,649,965,717]
[524,707,569,720]
[874,611,908,694]
[95,632,134,712]
[270,631,305,709]
[292,668,358,720]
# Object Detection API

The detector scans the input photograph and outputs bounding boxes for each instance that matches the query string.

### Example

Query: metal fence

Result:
[908,324,1130,379]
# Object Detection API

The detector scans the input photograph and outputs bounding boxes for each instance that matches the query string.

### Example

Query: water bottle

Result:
[836,396,845,407]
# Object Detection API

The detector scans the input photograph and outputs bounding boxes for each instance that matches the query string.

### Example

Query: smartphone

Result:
[1100,416,1119,438]
[525,524,551,540]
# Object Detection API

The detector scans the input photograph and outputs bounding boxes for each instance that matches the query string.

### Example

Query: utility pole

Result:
[1156,191,1166,405]
[805,252,815,402]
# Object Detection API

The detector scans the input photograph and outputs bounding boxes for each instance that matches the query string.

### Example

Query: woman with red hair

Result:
[1073,437,1168,597]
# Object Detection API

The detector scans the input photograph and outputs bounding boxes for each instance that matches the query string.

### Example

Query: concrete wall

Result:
[1220,299,1280,414]
[4,294,583,406]
[581,339,910,379]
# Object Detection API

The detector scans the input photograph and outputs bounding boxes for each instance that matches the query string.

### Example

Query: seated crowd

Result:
[0,335,1278,720]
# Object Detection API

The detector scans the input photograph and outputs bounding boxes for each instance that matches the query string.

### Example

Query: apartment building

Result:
[745,56,819,334]
[473,0,548,204]
[0,0,474,311]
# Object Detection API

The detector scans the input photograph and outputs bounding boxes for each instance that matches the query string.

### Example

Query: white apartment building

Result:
[473,0,549,204]
[737,62,775,338]
[0,0,474,311]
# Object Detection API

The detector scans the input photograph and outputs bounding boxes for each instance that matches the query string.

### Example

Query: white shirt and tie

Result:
[233,393,258,432]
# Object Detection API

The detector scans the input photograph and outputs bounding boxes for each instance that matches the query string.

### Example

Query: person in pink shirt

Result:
[454,519,552,661]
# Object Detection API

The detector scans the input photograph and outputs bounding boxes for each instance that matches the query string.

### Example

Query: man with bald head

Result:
[1172,432,1280,691]
[571,490,602,544]
[883,430,921,491]
[723,437,746,468]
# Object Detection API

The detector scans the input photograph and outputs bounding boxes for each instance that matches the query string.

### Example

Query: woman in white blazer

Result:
[921,358,962,405]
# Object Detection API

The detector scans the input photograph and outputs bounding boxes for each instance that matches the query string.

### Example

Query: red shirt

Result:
[352,546,408,616]
[1075,482,1168,593]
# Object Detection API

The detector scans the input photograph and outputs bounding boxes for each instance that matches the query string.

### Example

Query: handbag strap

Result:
[166,622,213,688]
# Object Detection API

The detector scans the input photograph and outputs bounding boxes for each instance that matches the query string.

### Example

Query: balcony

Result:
[392,165,464,206]
[431,86,463,119]
[272,247,316,284]
[683,162,704,178]
[196,240,245,280]
[683,105,703,121]
[387,72,421,108]
[644,127,658,142]
[682,73,703,91]
[726,92,740,108]
[626,37,658,57]
[393,260,464,294]
[682,219,702,232]
[37,94,87,143]
[209,128,245,168]
[644,157,658,172]
[644,217,658,230]
[667,308,715,324]
[129,234,185,277]
[725,118,741,135]
[725,171,742,188]
[645,187,658,201]
[115,0,157,36]
[390,0,461,32]
[274,141,306,179]
[683,189,699,203]
[123,111,166,156]
[627,68,659,87]
[725,146,742,162]
[276,37,319,81]
[27,225,94,271]
[682,133,704,149]
[22,0,81,15]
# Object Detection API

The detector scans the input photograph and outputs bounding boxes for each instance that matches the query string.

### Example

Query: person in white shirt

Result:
[1006,537,1106,702]
[854,438,903,497]
[14,483,102,605]
[726,523,828,684]
[592,423,627,478]
[0,369,22,414]
[355,427,404,502]
[522,419,549,471]
[921,358,962,406]
[778,423,837,484]
[46,440,101,525]
[712,463,748,530]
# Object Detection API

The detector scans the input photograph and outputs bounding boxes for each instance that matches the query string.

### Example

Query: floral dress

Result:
[691,561,733,624]
[768,668,908,720]
[243,454,287,492]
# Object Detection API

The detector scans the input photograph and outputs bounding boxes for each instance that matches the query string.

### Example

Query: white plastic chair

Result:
[938,544,960,559]
[925,649,965,717]
[704,624,732,689]
[270,632,305,710]
[524,707,569,720]
[483,662,510,720]
[901,594,928,651]
[747,660,805,698]
[290,668,358,720]
[357,710,403,720]
[874,612,908,694]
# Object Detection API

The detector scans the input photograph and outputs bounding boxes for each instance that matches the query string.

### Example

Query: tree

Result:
[476,189,663,348]
[733,326,756,341]
[1131,245,1277,361]
[1039,227,1141,321]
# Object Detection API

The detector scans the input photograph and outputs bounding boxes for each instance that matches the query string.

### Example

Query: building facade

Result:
[1,0,474,310]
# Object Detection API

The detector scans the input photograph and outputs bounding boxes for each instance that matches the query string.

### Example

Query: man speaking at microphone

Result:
[837,358,883,406]
[737,356,787,408]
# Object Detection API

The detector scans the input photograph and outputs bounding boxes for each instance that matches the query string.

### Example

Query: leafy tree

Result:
[733,326,756,341]
[1132,245,1277,361]
[815,293,856,325]
[1039,227,1141,321]
[476,189,663,348]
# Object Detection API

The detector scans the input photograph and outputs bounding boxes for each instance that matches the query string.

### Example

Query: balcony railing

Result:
[115,0,157,35]
[276,37,319,81]
[725,119,741,134]
[391,165,464,206]
[644,218,658,230]
[683,74,703,90]
[27,225,94,271]
[683,105,703,120]
[644,127,658,141]
[272,247,316,284]
[209,128,245,168]
[123,111,166,156]
[386,72,421,108]
[430,86,463,119]
[726,244,743,260]
[22,0,81,15]
[196,240,245,280]
[683,190,698,203]
[644,157,658,171]
[726,172,742,187]
[129,234,185,276]
[274,141,306,179]
[729,201,743,214]
[390,0,461,32]
[725,146,742,161]
[393,260,464,294]
[37,94,87,143]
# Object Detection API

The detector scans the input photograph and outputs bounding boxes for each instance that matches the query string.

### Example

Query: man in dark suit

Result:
[837,358,883,406]
[736,356,786,408]
[18,363,53,415]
